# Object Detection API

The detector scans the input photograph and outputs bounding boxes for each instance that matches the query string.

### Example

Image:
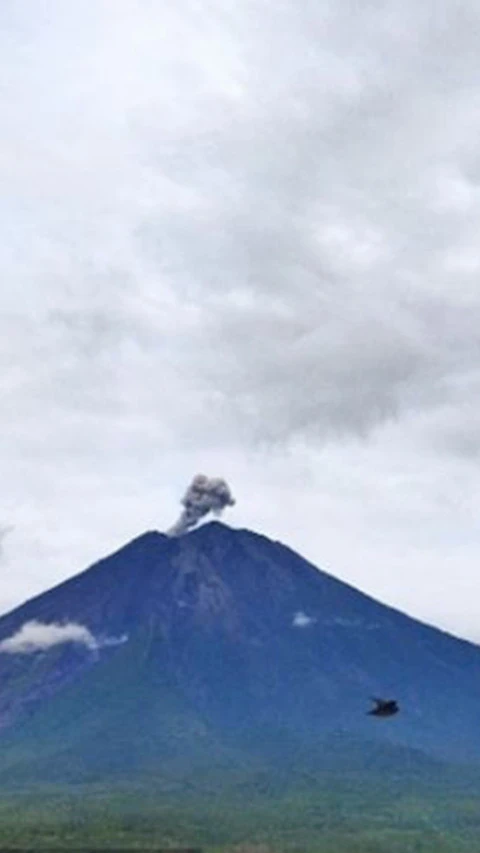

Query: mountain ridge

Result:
[5,520,475,649]
[0,521,478,786]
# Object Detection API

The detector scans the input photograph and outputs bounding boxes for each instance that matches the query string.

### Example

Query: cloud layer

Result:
[2,2,480,639]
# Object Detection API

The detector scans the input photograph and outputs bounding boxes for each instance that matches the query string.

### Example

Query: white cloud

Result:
[0,620,128,654]
[292,611,316,628]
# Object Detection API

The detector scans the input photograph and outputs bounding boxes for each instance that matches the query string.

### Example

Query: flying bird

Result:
[367,697,399,717]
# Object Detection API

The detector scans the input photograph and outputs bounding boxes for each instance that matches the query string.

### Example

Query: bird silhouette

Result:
[367,697,399,717]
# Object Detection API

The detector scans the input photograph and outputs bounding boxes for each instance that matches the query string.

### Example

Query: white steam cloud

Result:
[0,620,128,654]
[167,474,235,536]
[292,611,316,628]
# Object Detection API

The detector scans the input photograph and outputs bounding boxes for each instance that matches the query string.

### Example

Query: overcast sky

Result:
[2,0,480,640]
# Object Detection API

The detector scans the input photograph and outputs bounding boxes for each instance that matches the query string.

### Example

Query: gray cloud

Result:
[2,1,480,638]
[2,0,480,446]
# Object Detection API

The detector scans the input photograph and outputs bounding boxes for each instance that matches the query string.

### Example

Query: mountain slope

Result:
[0,522,478,785]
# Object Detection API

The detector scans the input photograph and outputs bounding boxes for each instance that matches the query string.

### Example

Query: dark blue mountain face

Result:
[0,521,478,784]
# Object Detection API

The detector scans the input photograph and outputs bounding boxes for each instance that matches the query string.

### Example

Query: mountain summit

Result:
[0,522,478,785]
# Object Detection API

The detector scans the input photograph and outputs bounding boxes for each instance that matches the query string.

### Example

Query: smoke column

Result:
[167,474,235,536]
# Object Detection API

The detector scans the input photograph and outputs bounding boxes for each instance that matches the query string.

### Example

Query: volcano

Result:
[0,522,478,787]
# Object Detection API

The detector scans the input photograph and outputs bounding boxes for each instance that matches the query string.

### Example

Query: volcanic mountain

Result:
[0,521,478,786]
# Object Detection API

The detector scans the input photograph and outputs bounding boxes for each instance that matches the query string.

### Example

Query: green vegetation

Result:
[0,777,477,852]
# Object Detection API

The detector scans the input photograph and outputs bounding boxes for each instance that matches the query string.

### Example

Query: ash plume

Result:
[167,474,235,536]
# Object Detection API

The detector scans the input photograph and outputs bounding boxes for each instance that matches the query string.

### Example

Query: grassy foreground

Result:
[0,777,477,852]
